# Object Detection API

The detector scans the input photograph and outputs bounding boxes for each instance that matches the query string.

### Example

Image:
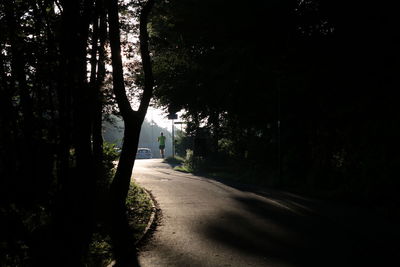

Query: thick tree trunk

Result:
[54,0,97,265]
[3,0,35,193]
[107,0,155,265]
[94,2,107,163]
[0,50,19,199]
[90,0,105,179]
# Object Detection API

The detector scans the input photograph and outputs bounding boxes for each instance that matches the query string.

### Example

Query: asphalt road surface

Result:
[134,159,399,267]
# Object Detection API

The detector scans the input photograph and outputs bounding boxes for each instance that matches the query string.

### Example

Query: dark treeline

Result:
[150,0,400,212]
[0,0,155,266]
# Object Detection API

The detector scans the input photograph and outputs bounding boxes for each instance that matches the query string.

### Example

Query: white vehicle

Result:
[136,148,152,159]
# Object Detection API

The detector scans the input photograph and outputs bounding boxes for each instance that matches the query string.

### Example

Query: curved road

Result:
[134,159,398,267]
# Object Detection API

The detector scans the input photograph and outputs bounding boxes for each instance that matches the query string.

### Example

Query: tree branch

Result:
[138,0,155,116]
[107,0,135,118]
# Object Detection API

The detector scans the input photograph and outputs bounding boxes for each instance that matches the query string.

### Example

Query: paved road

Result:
[134,159,398,267]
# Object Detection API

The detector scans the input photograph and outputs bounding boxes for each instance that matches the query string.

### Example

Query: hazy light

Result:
[145,107,186,131]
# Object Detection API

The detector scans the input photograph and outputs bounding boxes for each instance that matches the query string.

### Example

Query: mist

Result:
[103,115,173,158]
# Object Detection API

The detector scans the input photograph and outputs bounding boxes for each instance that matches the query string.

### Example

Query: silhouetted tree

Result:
[107,0,155,265]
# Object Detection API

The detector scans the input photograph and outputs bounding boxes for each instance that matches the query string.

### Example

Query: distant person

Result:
[157,132,166,158]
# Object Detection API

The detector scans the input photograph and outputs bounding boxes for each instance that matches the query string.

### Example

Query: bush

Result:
[101,142,120,185]
[183,149,195,171]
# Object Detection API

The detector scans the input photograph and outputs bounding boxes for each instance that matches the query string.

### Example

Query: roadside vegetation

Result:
[164,156,184,167]
[171,149,274,187]
[88,181,153,267]
[173,138,399,220]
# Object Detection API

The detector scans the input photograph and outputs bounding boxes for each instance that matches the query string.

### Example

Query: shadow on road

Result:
[139,242,205,267]
[151,161,400,266]
[201,194,399,266]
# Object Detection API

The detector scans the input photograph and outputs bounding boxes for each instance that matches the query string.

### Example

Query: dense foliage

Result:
[150,0,400,208]
[0,0,154,265]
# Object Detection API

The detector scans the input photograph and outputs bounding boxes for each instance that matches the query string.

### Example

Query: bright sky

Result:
[145,107,185,133]
[145,107,169,128]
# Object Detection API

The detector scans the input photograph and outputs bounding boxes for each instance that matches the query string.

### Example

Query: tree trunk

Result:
[90,0,105,180]
[3,0,35,193]
[54,0,96,265]
[107,0,155,265]
[0,49,19,199]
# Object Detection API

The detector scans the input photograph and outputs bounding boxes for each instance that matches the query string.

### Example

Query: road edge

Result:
[135,187,160,246]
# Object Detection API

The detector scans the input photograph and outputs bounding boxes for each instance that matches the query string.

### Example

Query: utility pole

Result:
[277,76,281,184]
[150,120,155,154]
[172,119,174,157]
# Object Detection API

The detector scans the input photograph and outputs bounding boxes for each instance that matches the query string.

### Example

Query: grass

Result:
[173,165,193,173]
[164,156,196,173]
[88,233,113,267]
[126,182,154,241]
[87,181,154,267]
[171,157,279,189]
[163,155,184,166]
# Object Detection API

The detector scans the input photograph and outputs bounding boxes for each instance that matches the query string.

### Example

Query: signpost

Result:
[167,113,178,157]
[174,121,185,133]
[167,113,178,120]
